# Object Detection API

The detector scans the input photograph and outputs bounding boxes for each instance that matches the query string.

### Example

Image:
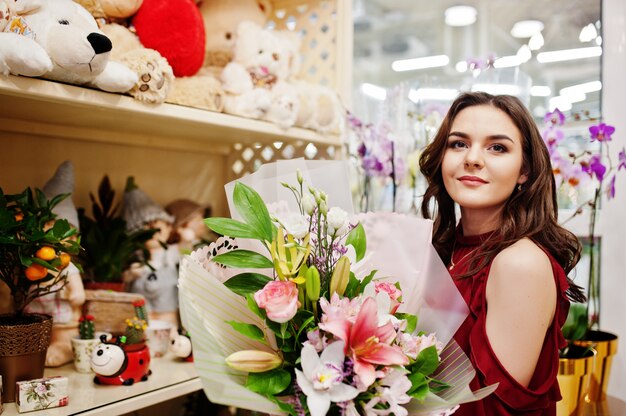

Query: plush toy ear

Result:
[13,0,43,15]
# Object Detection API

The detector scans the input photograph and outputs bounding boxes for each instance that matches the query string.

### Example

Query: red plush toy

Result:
[132,0,205,77]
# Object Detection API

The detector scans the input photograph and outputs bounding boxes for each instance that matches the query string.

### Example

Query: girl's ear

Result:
[518,173,528,185]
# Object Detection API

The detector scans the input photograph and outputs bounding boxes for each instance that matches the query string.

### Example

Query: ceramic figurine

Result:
[91,334,151,386]
[170,329,193,362]
[165,199,211,253]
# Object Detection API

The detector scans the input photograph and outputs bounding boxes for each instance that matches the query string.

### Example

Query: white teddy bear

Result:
[221,21,299,129]
[0,0,137,93]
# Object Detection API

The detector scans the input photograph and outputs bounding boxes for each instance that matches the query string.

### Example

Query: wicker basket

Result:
[83,290,146,335]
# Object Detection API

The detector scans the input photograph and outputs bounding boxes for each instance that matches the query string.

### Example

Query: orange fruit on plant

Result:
[35,246,56,261]
[14,212,24,221]
[25,264,48,281]
[59,253,71,268]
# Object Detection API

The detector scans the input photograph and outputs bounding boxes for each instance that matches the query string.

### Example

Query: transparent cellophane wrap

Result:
[179,159,497,414]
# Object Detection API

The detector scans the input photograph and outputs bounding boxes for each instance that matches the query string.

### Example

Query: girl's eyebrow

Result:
[448,131,514,143]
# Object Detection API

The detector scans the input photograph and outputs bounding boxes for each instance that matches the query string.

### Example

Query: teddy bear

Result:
[0,0,137,93]
[100,22,174,104]
[221,21,300,128]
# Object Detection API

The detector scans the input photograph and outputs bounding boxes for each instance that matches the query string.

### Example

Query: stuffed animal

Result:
[0,0,137,92]
[197,0,271,78]
[101,23,173,104]
[293,80,344,134]
[221,21,299,128]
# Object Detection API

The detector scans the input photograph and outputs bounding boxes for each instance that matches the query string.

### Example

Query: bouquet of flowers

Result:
[178,160,495,415]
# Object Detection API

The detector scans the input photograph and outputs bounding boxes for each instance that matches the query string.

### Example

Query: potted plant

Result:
[77,175,156,291]
[0,187,81,402]
[542,109,623,405]
[71,314,99,373]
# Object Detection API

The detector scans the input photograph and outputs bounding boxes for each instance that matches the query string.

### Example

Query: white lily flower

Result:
[295,341,359,416]
[327,206,348,234]
[302,193,316,215]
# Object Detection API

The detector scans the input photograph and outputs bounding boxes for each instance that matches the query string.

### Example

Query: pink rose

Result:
[374,282,402,313]
[254,280,299,323]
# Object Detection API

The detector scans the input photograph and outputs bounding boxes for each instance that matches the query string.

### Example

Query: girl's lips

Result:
[458,176,488,185]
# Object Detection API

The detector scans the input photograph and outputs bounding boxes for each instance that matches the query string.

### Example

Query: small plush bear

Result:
[0,0,137,92]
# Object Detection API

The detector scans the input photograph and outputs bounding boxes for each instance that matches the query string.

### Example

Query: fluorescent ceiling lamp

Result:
[517,45,532,63]
[408,88,459,102]
[361,83,387,100]
[444,5,477,27]
[549,96,572,111]
[566,91,587,103]
[511,20,544,38]
[530,86,551,97]
[536,46,602,63]
[579,23,598,42]
[493,55,522,68]
[559,81,602,97]
[471,83,521,96]
[455,61,468,72]
[528,32,544,50]
[392,55,449,72]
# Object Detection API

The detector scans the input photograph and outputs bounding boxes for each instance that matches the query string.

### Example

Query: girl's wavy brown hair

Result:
[419,91,585,302]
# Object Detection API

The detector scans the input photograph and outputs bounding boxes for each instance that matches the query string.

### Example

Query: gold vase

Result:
[557,347,594,416]
[573,330,618,402]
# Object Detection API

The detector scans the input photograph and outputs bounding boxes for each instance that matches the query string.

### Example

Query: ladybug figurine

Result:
[91,335,151,385]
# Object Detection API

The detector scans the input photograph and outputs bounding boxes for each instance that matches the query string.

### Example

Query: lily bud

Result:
[297,169,303,185]
[225,350,282,373]
[319,200,328,215]
[306,266,321,302]
[329,256,350,296]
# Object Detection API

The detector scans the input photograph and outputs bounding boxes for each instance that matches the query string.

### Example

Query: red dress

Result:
[450,230,570,415]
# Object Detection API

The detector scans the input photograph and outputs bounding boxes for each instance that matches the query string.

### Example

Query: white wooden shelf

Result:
[0,75,340,155]
[0,353,202,416]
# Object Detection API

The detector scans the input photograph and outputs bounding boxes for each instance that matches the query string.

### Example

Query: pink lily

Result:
[320,297,408,388]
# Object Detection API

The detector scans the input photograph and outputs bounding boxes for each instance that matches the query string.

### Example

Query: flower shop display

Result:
[91,299,151,385]
[15,376,69,413]
[0,187,81,402]
[71,314,99,373]
[78,175,156,292]
[542,109,623,402]
[178,159,496,415]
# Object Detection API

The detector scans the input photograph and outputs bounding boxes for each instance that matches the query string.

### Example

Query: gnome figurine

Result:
[25,160,86,367]
[165,199,210,254]
[122,177,180,327]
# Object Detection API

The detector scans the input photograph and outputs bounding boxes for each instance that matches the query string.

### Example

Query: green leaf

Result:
[407,372,430,400]
[233,182,273,243]
[246,294,265,319]
[428,378,451,393]
[410,345,440,376]
[246,369,291,396]
[343,273,360,298]
[226,321,266,343]
[562,303,588,341]
[204,218,262,240]
[212,250,273,269]
[395,313,418,334]
[357,269,377,294]
[345,222,366,262]
[224,273,272,296]
[267,320,292,339]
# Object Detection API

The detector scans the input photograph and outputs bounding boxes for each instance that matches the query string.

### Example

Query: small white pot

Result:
[71,338,100,373]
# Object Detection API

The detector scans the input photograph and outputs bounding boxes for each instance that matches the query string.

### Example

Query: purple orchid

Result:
[618,148,626,171]
[582,154,607,182]
[544,109,566,126]
[589,123,615,142]
[607,175,617,199]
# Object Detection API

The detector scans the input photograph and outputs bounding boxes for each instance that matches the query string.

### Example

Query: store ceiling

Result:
[353,0,602,117]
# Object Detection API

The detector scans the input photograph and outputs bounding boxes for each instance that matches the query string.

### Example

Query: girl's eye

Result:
[490,144,507,153]
[448,140,467,149]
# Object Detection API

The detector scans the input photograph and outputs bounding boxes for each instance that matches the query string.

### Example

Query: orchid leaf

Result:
[233,182,273,243]
[212,250,273,269]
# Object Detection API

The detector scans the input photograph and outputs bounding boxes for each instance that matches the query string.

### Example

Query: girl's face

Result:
[442,105,527,219]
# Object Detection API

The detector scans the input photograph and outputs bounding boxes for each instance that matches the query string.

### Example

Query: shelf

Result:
[1,353,202,416]
[0,75,341,155]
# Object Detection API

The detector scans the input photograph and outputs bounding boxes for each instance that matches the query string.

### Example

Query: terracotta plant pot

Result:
[0,313,53,403]
[83,281,127,292]
[573,330,619,402]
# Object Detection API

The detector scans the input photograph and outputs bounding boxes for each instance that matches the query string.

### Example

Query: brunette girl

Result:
[419,92,585,415]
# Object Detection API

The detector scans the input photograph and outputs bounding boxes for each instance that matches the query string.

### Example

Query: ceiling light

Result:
[444,5,477,27]
[530,86,551,97]
[361,83,387,100]
[549,96,572,112]
[559,81,602,96]
[536,46,602,63]
[455,61,468,72]
[579,23,598,42]
[596,36,602,46]
[408,88,459,102]
[471,83,522,96]
[517,45,532,63]
[510,20,544,38]
[528,32,544,50]
[493,55,522,68]
[392,55,450,72]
